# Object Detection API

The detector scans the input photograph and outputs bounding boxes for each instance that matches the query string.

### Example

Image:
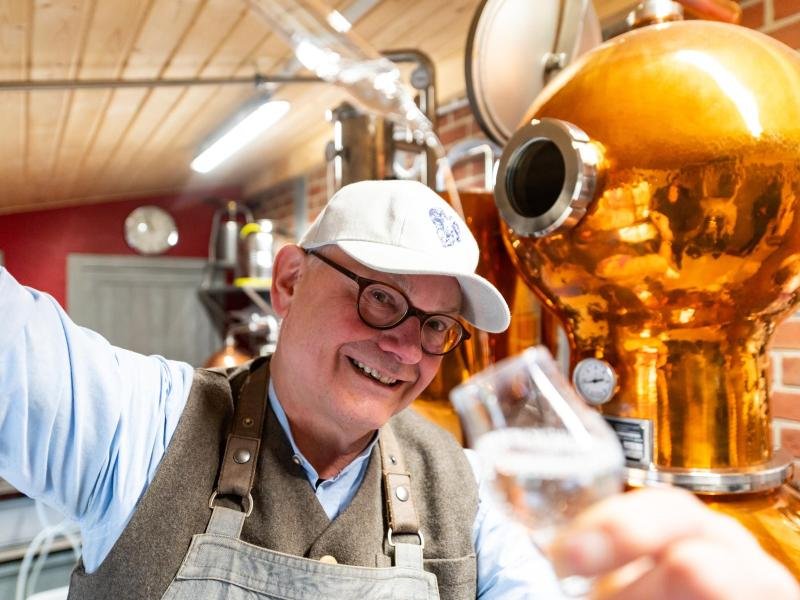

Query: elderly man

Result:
[0,180,796,599]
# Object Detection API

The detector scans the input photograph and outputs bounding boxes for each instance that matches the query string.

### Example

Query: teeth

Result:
[352,359,397,385]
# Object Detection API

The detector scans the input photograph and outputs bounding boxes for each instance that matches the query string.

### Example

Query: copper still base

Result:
[703,485,800,579]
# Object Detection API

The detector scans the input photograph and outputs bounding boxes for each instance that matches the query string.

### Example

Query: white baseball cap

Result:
[299,180,511,333]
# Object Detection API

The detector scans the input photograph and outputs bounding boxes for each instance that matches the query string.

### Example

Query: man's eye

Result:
[425,318,449,333]
[370,289,389,303]
[369,288,394,305]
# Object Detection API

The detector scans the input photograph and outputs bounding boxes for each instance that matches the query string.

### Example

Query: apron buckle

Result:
[208,489,254,517]
[386,527,425,549]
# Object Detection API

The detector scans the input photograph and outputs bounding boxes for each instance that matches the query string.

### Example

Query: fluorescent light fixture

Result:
[191,99,291,173]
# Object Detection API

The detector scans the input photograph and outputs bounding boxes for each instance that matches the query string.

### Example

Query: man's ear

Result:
[270,245,307,318]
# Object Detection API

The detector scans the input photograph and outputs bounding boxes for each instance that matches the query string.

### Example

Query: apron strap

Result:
[379,422,424,569]
[206,505,247,537]
[212,359,270,515]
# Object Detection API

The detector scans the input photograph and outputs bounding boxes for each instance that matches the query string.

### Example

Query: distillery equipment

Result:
[324,50,438,195]
[465,0,602,147]
[494,17,800,574]
[235,219,277,288]
[204,200,254,287]
[200,203,279,368]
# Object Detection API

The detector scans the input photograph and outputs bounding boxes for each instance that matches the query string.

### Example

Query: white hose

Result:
[14,502,81,600]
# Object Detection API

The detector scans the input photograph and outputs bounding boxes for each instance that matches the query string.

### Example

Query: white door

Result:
[67,254,219,366]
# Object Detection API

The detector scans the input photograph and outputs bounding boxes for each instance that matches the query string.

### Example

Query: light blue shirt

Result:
[0,266,562,598]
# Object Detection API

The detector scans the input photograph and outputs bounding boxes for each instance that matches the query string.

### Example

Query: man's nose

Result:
[377,316,424,364]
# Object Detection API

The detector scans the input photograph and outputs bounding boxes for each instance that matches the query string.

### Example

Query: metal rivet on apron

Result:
[233,448,251,464]
[395,485,409,502]
[390,455,398,465]
[242,417,254,427]
[319,555,338,565]
[292,455,302,465]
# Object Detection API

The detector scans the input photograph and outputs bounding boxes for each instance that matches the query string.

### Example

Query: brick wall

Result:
[772,319,800,457]
[249,165,328,238]
[741,0,800,46]
[250,0,800,462]
[436,100,496,190]
[738,0,800,458]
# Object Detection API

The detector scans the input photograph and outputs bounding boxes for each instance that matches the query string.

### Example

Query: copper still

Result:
[494,19,800,574]
[203,334,253,368]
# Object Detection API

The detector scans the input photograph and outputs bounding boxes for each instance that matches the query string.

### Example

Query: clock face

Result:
[572,357,617,406]
[124,206,179,255]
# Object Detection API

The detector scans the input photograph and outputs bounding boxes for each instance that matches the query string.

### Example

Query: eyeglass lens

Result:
[358,283,463,355]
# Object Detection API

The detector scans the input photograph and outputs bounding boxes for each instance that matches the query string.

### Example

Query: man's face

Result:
[271,245,463,440]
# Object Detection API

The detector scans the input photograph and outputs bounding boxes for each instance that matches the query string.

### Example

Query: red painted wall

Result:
[0,189,239,307]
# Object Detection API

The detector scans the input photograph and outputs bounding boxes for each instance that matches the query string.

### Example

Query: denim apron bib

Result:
[160,362,440,600]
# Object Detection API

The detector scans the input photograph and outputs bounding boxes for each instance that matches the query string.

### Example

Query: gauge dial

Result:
[124,206,179,255]
[572,357,617,406]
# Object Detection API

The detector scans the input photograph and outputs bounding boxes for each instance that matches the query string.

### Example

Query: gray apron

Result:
[160,363,440,600]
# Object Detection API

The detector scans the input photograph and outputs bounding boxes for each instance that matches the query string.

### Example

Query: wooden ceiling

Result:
[0,0,637,215]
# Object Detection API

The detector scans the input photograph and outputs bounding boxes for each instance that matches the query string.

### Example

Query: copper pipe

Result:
[677,0,741,23]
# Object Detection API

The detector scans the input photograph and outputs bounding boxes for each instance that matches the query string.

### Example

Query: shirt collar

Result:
[267,380,379,484]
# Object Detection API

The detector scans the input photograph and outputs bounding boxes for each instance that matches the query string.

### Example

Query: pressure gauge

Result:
[124,206,179,255]
[572,357,617,406]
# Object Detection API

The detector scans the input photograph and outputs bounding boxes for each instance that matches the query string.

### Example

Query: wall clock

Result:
[124,205,179,255]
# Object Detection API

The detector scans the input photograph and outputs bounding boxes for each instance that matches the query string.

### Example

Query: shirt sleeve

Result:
[0,267,195,571]
[466,448,566,600]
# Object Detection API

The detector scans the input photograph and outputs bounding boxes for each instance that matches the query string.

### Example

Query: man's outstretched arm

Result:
[0,266,194,571]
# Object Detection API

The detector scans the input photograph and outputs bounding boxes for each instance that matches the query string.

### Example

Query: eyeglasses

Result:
[305,249,471,356]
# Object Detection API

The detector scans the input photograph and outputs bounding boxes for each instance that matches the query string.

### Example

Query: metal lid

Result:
[626,449,795,494]
[464,0,602,146]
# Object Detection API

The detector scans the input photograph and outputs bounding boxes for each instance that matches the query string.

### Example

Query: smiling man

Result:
[0,180,797,600]
[267,182,507,484]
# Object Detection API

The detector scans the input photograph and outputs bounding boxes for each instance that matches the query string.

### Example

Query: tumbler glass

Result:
[451,346,625,597]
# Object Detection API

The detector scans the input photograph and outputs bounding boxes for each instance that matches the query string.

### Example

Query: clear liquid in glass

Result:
[476,427,624,597]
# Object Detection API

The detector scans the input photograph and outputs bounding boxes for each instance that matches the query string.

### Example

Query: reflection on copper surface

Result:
[674,50,762,137]
[703,487,800,576]
[203,340,253,368]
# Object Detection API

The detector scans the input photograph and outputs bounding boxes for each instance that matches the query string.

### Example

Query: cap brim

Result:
[305,239,511,333]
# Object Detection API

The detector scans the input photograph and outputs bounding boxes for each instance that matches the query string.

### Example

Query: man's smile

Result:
[347,357,401,387]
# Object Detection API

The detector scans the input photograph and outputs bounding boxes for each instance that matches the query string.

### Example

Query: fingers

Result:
[549,487,800,600]
[596,537,800,600]
[550,487,758,576]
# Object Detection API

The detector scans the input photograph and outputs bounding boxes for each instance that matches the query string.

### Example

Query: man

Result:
[0,180,797,599]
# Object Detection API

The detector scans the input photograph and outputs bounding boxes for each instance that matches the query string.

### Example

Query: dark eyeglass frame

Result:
[304,248,471,355]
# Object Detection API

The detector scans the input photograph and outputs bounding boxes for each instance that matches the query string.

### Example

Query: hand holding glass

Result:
[450,346,625,597]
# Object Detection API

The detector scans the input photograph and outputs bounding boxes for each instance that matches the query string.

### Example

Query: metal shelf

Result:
[198,286,271,338]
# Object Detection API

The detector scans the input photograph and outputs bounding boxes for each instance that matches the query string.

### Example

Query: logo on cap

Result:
[429,208,461,248]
